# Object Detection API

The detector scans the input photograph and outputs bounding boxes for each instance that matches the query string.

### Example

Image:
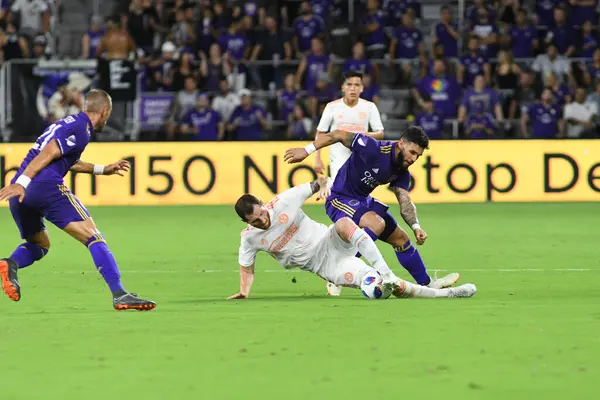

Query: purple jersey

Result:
[293,16,324,53]
[571,1,598,26]
[583,34,598,59]
[393,27,423,59]
[461,88,500,115]
[14,113,93,183]
[472,22,498,58]
[343,58,373,75]
[303,54,329,90]
[416,111,444,139]
[434,22,458,57]
[417,75,461,118]
[361,83,380,102]
[217,33,248,61]
[361,11,386,48]
[528,103,562,138]
[460,54,488,87]
[465,112,496,139]
[279,90,298,121]
[182,109,222,141]
[330,134,411,201]
[536,0,567,26]
[229,105,266,141]
[588,63,600,82]
[551,84,571,108]
[548,24,574,54]
[511,25,537,58]
[311,0,331,20]
[466,5,497,24]
[87,29,105,58]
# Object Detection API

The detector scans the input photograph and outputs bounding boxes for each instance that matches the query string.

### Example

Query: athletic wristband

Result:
[15,175,31,189]
[304,143,316,155]
[411,223,421,231]
[93,164,105,175]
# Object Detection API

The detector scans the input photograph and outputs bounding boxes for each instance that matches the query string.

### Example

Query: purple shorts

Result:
[9,181,91,239]
[325,194,399,240]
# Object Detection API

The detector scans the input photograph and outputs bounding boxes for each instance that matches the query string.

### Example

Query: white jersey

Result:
[316,98,384,180]
[238,184,329,271]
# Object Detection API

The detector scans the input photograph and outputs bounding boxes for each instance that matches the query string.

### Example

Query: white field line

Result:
[49,268,597,274]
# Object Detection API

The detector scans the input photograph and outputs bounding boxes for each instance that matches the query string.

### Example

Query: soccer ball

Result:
[360,271,392,300]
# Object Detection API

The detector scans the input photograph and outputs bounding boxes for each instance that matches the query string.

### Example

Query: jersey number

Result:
[32,123,61,151]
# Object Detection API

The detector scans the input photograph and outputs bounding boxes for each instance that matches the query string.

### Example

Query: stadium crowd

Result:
[2,0,600,140]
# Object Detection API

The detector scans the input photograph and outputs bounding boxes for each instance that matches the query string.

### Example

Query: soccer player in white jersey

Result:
[314,71,385,296]
[227,178,477,300]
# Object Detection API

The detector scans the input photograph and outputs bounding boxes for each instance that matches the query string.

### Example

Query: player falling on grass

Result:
[313,70,384,296]
[228,178,476,300]
[0,89,156,311]
[284,126,460,295]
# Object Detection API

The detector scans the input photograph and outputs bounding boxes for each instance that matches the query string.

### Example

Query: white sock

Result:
[349,228,392,274]
[394,279,451,298]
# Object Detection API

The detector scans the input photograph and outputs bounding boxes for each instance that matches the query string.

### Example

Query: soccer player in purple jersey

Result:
[284,126,461,293]
[0,89,156,311]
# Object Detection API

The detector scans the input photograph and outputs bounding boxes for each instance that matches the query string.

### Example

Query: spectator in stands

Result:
[471,7,499,59]
[217,17,250,92]
[464,102,497,139]
[200,43,231,93]
[415,94,444,139]
[211,0,234,37]
[583,48,600,85]
[564,86,598,138]
[170,6,196,52]
[359,0,387,59]
[166,75,199,139]
[361,73,380,105]
[389,10,426,86]
[459,36,491,87]
[31,34,48,59]
[235,0,267,26]
[228,88,268,140]
[508,8,538,59]
[535,0,566,27]
[343,42,377,81]
[495,50,521,90]
[497,0,520,26]
[544,7,575,56]
[0,1,9,21]
[148,41,178,92]
[250,15,292,90]
[459,75,504,123]
[310,0,331,22]
[127,0,162,54]
[0,22,29,61]
[570,0,598,27]
[9,0,49,42]
[521,88,565,138]
[82,15,106,59]
[278,73,299,122]
[211,80,240,128]
[509,69,538,119]
[293,1,324,55]
[287,103,313,140]
[308,73,337,117]
[432,5,459,59]
[173,50,198,91]
[413,59,461,118]
[97,16,136,60]
[179,94,225,141]
[586,80,600,115]
[295,38,331,91]
[466,0,497,26]
[532,43,573,84]
[581,20,598,60]
[196,4,215,57]
[544,71,572,108]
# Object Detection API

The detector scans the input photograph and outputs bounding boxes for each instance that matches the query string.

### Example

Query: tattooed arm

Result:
[392,187,428,245]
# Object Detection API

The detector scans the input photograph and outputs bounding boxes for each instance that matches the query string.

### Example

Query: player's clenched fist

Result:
[284,148,309,164]
[104,160,131,176]
[413,228,428,245]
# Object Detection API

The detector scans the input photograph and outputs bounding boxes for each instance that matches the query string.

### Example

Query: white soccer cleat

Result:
[327,282,342,296]
[428,272,460,289]
[448,283,477,298]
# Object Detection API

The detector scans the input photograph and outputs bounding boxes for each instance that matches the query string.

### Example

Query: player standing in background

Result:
[0,89,156,311]
[313,71,385,296]
[284,126,461,294]
[229,180,476,300]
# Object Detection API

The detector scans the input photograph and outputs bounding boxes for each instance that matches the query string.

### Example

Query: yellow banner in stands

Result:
[0,140,599,206]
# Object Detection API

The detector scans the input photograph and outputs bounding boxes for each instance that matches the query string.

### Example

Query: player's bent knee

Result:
[63,220,102,245]
[335,217,358,243]
[359,212,385,236]
[27,231,51,250]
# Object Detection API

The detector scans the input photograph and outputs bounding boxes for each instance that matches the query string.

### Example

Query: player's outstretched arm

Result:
[391,187,428,246]
[227,264,255,299]
[70,159,131,176]
[284,130,357,164]
[0,139,61,202]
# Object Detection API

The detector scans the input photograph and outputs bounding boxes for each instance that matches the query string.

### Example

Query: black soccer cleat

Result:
[0,258,20,302]
[113,292,156,311]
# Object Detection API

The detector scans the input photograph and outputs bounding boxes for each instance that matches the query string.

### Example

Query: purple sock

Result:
[356,228,380,258]
[395,241,431,285]
[10,243,48,268]
[85,237,125,295]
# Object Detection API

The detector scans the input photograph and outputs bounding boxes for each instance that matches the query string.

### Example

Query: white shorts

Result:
[310,225,374,288]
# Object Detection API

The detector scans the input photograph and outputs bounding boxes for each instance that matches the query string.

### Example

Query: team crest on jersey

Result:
[261,239,268,246]
[344,272,354,283]
[358,112,367,121]
[66,135,76,147]
[349,200,360,207]
[278,214,289,224]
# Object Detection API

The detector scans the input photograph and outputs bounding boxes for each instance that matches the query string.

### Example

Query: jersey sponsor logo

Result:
[361,170,383,188]
[372,168,379,173]
[357,137,366,147]
[269,224,299,253]
[278,213,289,224]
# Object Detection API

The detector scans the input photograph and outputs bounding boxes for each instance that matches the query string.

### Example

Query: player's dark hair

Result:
[401,126,430,150]
[343,70,363,83]
[235,194,262,221]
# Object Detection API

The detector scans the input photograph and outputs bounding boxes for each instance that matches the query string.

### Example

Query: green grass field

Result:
[0,203,599,399]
